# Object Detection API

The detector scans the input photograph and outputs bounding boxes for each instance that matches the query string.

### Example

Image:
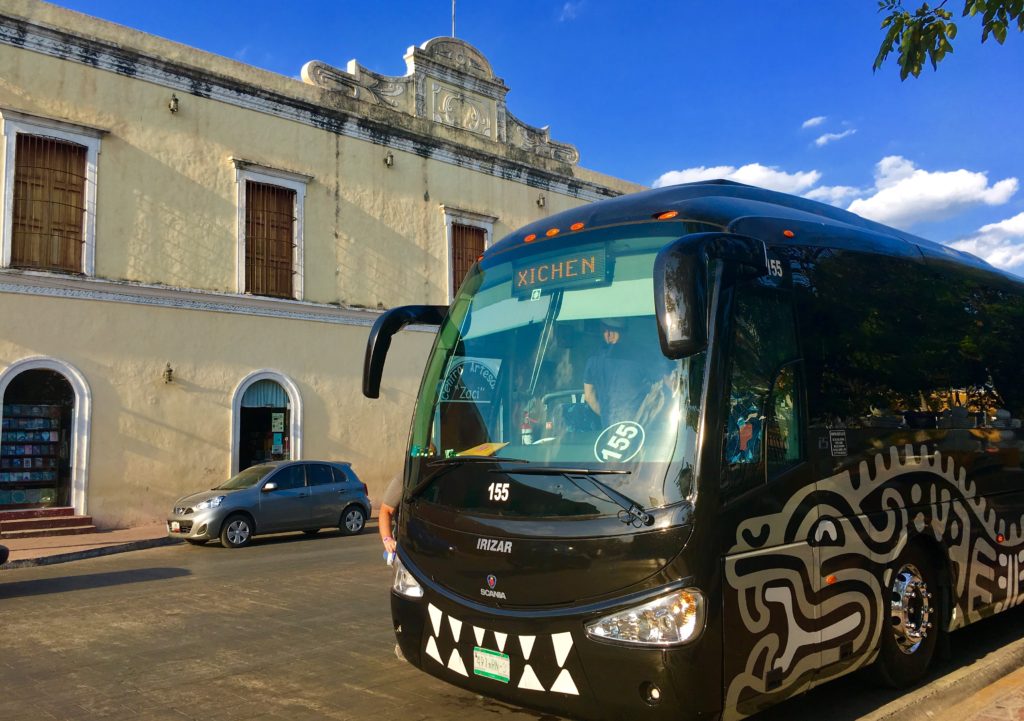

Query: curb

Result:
[863,633,1024,721]
[0,536,184,569]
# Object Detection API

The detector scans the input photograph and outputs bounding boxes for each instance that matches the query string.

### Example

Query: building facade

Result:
[0,0,641,527]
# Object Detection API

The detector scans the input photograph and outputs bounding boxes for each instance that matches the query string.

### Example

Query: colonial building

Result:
[0,1,640,529]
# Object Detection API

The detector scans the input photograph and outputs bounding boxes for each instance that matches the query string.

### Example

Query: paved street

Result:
[2,530,1023,721]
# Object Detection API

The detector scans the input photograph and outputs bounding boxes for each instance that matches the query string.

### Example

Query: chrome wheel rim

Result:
[226,519,250,545]
[890,563,933,654]
[344,509,364,533]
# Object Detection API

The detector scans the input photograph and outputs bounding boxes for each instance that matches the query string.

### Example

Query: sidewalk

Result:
[948,663,1024,721]
[0,522,177,568]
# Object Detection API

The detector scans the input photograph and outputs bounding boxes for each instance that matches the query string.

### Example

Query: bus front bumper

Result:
[390,589,720,721]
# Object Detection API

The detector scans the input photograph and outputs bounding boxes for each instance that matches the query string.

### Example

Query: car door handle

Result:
[298,493,308,498]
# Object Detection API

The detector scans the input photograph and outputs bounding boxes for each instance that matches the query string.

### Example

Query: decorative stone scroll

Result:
[301,37,578,165]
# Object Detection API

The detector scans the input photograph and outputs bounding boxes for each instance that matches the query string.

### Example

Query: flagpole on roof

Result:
[452,0,456,37]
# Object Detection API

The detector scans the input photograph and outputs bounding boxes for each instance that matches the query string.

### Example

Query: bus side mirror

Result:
[654,233,767,359]
[363,305,447,398]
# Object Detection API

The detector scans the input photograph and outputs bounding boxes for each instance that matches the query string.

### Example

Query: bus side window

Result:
[766,362,802,475]
[722,287,801,500]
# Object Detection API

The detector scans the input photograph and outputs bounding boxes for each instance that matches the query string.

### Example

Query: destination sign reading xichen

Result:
[514,247,608,297]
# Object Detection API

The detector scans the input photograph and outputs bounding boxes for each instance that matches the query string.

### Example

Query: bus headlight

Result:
[585,589,704,646]
[392,556,424,598]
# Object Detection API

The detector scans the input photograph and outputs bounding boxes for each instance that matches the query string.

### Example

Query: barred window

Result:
[245,181,295,299]
[451,222,485,294]
[12,134,87,273]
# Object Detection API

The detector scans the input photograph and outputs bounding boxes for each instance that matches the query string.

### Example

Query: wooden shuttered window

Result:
[451,222,485,294]
[12,134,87,273]
[245,181,295,298]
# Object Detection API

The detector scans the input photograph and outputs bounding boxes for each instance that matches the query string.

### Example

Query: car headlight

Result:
[194,496,226,510]
[392,556,424,598]
[585,589,704,646]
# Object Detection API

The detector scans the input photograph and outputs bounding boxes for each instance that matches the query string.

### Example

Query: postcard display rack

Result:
[0,404,66,507]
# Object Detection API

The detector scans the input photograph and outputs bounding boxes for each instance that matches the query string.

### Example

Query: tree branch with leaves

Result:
[874,0,1023,79]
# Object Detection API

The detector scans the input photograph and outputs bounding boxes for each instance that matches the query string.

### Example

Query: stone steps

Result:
[0,507,97,539]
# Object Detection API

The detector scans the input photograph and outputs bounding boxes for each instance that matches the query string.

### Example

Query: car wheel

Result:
[220,514,254,549]
[873,544,940,687]
[185,539,207,546]
[303,529,320,536]
[340,505,366,535]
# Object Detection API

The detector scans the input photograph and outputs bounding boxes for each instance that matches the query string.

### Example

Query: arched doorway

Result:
[1,369,75,510]
[231,371,302,475]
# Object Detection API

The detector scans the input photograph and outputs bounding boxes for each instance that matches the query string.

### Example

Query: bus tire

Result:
[873,544,939,688]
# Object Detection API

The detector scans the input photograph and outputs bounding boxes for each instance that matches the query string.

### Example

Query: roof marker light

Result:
[524,233,537,243]
[655,211,679,220]
[783,229,795,238]
[570,222,585,231]
[546,228,560,237]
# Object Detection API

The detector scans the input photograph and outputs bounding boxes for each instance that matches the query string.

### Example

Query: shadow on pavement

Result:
[0,567,191,599]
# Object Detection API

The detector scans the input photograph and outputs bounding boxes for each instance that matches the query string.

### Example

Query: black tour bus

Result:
[362,181,1024,720]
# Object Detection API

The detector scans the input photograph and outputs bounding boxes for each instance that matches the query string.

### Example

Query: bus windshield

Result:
[408,224,707,516]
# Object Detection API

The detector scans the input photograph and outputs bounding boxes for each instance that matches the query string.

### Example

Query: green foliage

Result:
[874,0,1023,79]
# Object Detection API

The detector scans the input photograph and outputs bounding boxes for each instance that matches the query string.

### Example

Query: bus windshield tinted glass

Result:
[408,224,707,516]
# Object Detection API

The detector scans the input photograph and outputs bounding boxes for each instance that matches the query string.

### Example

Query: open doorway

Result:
[0,369,75,509]
[238,379,291,471]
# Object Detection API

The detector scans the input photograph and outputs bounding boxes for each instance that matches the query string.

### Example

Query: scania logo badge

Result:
[481,573,506,599]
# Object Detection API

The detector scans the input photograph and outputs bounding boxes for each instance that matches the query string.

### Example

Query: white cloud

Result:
[559,1,583,21]
[847,156,1018,228]
[814,129,856,147]
[801,116,826,129]
[653,163,821,195]
[950,211,1024,275]
[804,184,862,205]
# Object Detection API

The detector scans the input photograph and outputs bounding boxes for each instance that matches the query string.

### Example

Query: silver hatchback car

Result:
[167,460,371,548]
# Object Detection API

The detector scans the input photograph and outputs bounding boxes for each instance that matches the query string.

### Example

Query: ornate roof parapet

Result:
[301,37,579,166]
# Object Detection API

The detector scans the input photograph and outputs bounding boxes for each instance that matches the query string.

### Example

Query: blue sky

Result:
[50,1,1024,275]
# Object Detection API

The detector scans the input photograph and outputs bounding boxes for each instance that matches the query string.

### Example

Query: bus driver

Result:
[583,318,660,428]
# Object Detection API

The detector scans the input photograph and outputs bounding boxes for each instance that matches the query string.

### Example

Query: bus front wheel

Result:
[874,544,940,688]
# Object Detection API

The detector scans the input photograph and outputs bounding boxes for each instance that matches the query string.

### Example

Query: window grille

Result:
[451,222,485,293]
[245,181,295,298]
[11,134,87,273]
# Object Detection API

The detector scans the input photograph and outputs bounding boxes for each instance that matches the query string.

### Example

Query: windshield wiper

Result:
[407,456,528,500]
[491,466,654,527]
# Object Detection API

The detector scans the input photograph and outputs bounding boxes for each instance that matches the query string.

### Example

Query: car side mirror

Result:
[262,481,278,493]
[363,305,447,398]
[654,232,767,359]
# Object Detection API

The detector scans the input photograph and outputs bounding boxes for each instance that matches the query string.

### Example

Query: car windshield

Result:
[215,464,276,490]
[407,222,712,516]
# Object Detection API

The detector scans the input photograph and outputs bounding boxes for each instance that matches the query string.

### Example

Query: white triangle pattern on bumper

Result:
[447,648,468,677]
[550,668,579,696]
[427,603,443,637]
[551,632,574,667]
[448,615,463,643]
[425,635,442,665]
[422,608,581,696]
[518,663,545,691]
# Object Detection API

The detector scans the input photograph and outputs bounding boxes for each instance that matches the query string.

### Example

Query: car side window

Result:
[307,464,334,486]
[272,465,306,490]
[331,466,350,485]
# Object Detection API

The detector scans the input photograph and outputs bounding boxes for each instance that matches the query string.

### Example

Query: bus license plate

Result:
[473,646,510,683]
